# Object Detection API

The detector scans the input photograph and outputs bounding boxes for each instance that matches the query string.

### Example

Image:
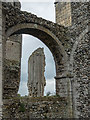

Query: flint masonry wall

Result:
[2,1,72,119]
[3,1,22,99]
[0,2,6,118]
[4,35,22,98]
[1,1,89,119]
[28,48,46,97]
[55,1,89,118]
[3,1,70,98]
[0,2,2,119]
[3,96,71,119]
[73,30,89,118]
[2,1,22,119]
[70,2,89,118]
[2,2,71,119]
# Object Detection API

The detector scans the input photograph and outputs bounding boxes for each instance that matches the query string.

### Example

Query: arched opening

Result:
[18,34,56,96]
[5,23,67,98]
[6,23,67,73]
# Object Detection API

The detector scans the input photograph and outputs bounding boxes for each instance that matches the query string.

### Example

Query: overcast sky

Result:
[18,0,56,96]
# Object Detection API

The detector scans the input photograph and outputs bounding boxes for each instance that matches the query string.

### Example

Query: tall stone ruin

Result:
[0,0,89,119]
[28,48,46,97]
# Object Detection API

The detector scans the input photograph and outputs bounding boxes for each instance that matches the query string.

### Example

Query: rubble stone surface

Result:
[0,0,89,119]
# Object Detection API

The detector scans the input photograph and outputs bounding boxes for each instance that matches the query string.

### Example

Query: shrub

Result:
[19,103,25,112]
[46,92,51,96]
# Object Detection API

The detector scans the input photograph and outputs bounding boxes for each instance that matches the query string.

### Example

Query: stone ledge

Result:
[55,74,74,79]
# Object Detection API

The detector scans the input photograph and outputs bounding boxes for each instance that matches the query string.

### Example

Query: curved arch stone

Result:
[6,23,68,75]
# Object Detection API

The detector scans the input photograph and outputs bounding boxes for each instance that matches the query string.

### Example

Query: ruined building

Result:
[28,48,46,97]
[0,0,89,119]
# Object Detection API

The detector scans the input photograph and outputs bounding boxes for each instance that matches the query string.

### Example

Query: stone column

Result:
[55,74,73,118]
[0,2,2,119]
[55,75,73,97]
[55,76,68,97]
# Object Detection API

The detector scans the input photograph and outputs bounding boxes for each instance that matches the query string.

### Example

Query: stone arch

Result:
[6,23,68,76]
[3,2,69,98]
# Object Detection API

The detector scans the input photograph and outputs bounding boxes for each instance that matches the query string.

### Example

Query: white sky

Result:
[18,0,56,96]
[2,0,89,2]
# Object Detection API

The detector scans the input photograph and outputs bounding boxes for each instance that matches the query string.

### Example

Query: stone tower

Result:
[28,48,46,97]
[55,1,72,27]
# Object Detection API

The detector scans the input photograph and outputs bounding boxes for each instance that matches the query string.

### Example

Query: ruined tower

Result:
[28,48,46,97]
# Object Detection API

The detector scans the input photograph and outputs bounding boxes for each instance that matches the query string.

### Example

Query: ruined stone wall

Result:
[4,35,22,99]
[55,1,89,118]
[2,1,22,119]
[28,48,46,97]
[0,2,2,119]
[0,2,7,118]
[3,96,71,119]
[2,2,71,119]
[55,2,72,27]
[3,0,22,99]
[1,1,89,119]
[69,2,88,44]
[2,1,70,99]
[73,32,89,118]
[69,2,89,118]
